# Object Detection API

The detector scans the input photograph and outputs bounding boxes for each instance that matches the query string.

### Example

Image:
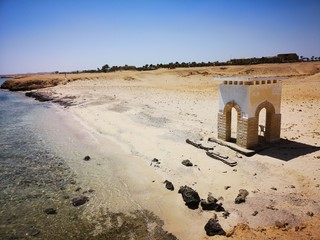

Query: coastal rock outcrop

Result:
[178,185,200,209]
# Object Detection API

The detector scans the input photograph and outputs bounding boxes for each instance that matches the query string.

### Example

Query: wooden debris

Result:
[186,139,214,151]
[206,152,237,167]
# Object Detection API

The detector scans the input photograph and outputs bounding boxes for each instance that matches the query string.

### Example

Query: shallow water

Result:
[0,80,176,239]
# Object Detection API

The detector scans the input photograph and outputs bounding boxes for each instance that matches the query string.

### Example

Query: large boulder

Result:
[204,217,226,236]
[178,186,200,209]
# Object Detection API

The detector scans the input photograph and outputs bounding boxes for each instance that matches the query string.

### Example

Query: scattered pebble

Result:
[71,195,89,206]
[252,211,258,216]
[271,187,277,191]
[233,169,237,172]
[224,186,231,190]
[164,180,174,191]
[306,211,314,217]
[222,211,230,219]
[181,159,193,167]
[235,189,249,204]
[83,156,91,161]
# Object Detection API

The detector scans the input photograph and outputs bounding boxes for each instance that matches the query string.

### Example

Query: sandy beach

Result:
[2,62,320,239]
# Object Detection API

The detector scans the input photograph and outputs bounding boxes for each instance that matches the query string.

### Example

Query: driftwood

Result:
[186,139,214,151]
[206,151,237,167]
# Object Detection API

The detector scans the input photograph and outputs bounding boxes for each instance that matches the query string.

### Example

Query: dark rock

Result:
[224,186,231,190]
[252,211,258,216]
[178,186,200,209]
[181,159,193,167]
[164,180,174,191]
[75,187,82,192]
[83,156,91,161]
[69,179,76,184]
[71,195,89,206]
[222,211,230,219]
[306,211,314,217]
[204,218,226,236]
[25,91,54,102]
[271,187,277,191]
[275,221,288,228]
[201,193,225,212]
[235,189,249,204]
[44,208,57,215]
[152,158,159,163]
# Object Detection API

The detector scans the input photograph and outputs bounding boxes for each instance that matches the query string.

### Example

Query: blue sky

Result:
[0,0,319,74]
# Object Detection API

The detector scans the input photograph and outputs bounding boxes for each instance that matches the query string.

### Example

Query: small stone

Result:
[271,187,277,191]
[44,208,57,215]
[289,185,295,188]
[222,211,230,219]
[222,171,227,173]
[235,189,249,204]
[252,211,258,216]
[72,195,89,206]
[69,179,76,184]
[83,156,91,161]
[152,158,159,163]
[75,187,82,192]
[233,169,237,172]
[181,159,193,167]
[315,184,320,188]
[275,221,287,228]
[306,211,314,217]
[253,173,257,176]
[88,189,95,193]
[164,180,174,191]
[224,186,231,190]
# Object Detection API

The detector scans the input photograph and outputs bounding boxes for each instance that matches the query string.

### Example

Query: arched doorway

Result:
[223,101,241,143]
[258,107,266,143]
[255,101,276,144]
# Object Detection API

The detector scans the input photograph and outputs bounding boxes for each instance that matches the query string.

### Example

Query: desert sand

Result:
[3,62,320,239]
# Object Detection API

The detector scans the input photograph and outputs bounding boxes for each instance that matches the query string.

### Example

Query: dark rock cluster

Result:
[178,185,200,209]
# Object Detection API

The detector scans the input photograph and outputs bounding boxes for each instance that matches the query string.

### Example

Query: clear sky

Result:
[0,0,319,74]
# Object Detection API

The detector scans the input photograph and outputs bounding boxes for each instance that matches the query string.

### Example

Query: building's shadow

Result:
[257,138,320,162]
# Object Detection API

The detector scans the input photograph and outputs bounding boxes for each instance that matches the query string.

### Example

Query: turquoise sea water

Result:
[0,80,176,239]
[0,79,89,239]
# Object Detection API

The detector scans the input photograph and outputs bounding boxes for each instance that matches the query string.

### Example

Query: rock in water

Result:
[181,159,193,167]
[178,186,200,209]
[83,156,91,161]
[235,189,249,204]
[204,218,226,236]
[164,180,174,191]
[44,208,57,214]
[72,195,89,206]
